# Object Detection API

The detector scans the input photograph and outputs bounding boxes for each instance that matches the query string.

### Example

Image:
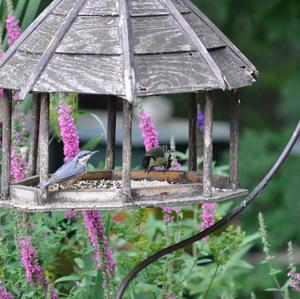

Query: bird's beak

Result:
[91,150,99,155]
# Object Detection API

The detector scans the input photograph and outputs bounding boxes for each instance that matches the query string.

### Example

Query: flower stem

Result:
[203,265,219,299]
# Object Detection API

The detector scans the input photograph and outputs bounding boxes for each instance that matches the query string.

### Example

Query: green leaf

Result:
[81,136,102,151]
[54,274,80,284]
[92,269,104,299]
[266,288,281,292]
[74,257,84,269]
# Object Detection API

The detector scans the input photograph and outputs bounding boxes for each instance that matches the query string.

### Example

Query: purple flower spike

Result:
[288,272,300,292]
[200,203,217,241]
[5,15,21,46]
[139,111,159,152]
[0,287,14,299]
[58,104,80,163]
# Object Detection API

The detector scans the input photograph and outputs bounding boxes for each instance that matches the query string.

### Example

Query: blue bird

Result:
[40,150,98,189]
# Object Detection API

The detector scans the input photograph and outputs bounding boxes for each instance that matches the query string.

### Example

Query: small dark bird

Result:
[142,147,174,172]
[40,150,98,189]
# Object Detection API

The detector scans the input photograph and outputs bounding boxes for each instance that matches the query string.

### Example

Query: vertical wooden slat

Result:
[105,96,117,170]
[1,90,12,199]
[122,99,132,200]
[28,93,40,176]
[203,91,213,197]
[229,89,240,190]
[188,93,197,171]
[39,93,50,198]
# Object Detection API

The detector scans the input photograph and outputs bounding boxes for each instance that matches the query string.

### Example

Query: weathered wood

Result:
[229,89,240,190]
[28,93,40,176]
[0,0,63,69]
[181,0,257,73]
[53,0,119,16]
[19,0,88,99]
[203,91,213,197]
[1,90,12,199]
[0,51,124,95]
[39,93,50,198]
[188,93,197,171]
[158,0,226,90]
[20,15,121,55]
[105,96,117,170]
[122,100,133,200]
[119,0,136,103]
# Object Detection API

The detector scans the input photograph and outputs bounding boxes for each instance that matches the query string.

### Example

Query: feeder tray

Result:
[0,171,248,211]
[0,0,257,211]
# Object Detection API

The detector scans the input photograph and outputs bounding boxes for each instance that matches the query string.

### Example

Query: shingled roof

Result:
[0,0,257,102]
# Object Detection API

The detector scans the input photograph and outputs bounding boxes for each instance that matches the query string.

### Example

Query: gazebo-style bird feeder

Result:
[0,0,257,211]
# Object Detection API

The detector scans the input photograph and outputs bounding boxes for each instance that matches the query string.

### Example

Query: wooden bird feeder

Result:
[0,0,257,211]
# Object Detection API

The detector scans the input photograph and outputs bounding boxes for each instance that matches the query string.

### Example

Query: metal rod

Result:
[28,93,41,176]
[38,93,50,199]
[188,93,197,171]
[229,89,240,190]
[106,96,117,170]
[203,91,213,197]
[122,99,132,200]
[116,121,300,299]
[1,90,12,199]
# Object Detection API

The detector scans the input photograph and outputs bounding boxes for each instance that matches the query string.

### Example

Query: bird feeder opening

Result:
[0,0,257,211]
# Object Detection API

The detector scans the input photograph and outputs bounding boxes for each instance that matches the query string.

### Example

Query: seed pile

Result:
[48,179,171,191]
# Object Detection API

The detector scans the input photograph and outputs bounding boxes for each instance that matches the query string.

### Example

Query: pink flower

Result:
[11,147,27,181]
[0,287,14,299]
[82,211,115,285]
[0,51,4,97]
[50,288,59,299]
[58,104,80,163]
[288,272,300,292]
[139,111,159,152]
[5,15,21,47]
[166,295,176,299]
[200,203,217,241]
[162,206,181,224]
[64,210,77,220]
[18,236,47,286]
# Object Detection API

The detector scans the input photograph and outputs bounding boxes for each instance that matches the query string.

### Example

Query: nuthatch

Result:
[40,150,98,189]
[142,146,174,172]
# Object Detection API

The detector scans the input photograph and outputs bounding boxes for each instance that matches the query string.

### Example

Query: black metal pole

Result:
[116,121,300,299]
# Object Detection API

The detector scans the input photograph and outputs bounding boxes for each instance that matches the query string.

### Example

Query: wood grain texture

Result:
[0,51,124,95]
[122,100,133,200]
[20,15,121,55]
[53,0,120,16]
[19,0,88,99]
[203,91,213,197]
[39,93,50,197]
[158,0,226,90]
[135,52,220,96]
[188,93,197,171]
[105,96,117,170]
[1,90,12,199]
[28,93,40,177]
[229,89,240,190]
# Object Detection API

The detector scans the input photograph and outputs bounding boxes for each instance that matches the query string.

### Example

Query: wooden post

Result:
[39,93,50,200]
[105,96,117,170]
[28,93,40,176]
[188,93,197,171]
[203,91,213,197]
[122,99,132,200]
[1,90,12,199]
[229,89,240,190]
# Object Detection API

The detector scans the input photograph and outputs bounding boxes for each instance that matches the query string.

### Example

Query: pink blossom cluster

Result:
[0,287,14,299]
[0,51,4,97]
[139,111,159,152]
[18,236,47,286]
[200,203,217,241]
[162,206,181,224]
[5,15,21,46]
[58,104,80,163]
[82,211,115,281]
[288,272,300,292]
[11,147,27,181]
[165,295,176,299]
[64,210,77,220]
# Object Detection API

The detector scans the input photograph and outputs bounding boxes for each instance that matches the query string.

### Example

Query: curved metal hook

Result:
[116,121,300,299]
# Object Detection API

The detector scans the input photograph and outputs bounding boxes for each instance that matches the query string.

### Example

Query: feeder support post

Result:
[122,99,132,200]
[203,91,214,197]
[106,96,117,170]
[39,93,50,197]
[230,89,240,190]
[188,93,197,171]
[1,90,12,199]
[28,93,41,176]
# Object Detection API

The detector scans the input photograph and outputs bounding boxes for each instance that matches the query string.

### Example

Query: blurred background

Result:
[0,0,300,297]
